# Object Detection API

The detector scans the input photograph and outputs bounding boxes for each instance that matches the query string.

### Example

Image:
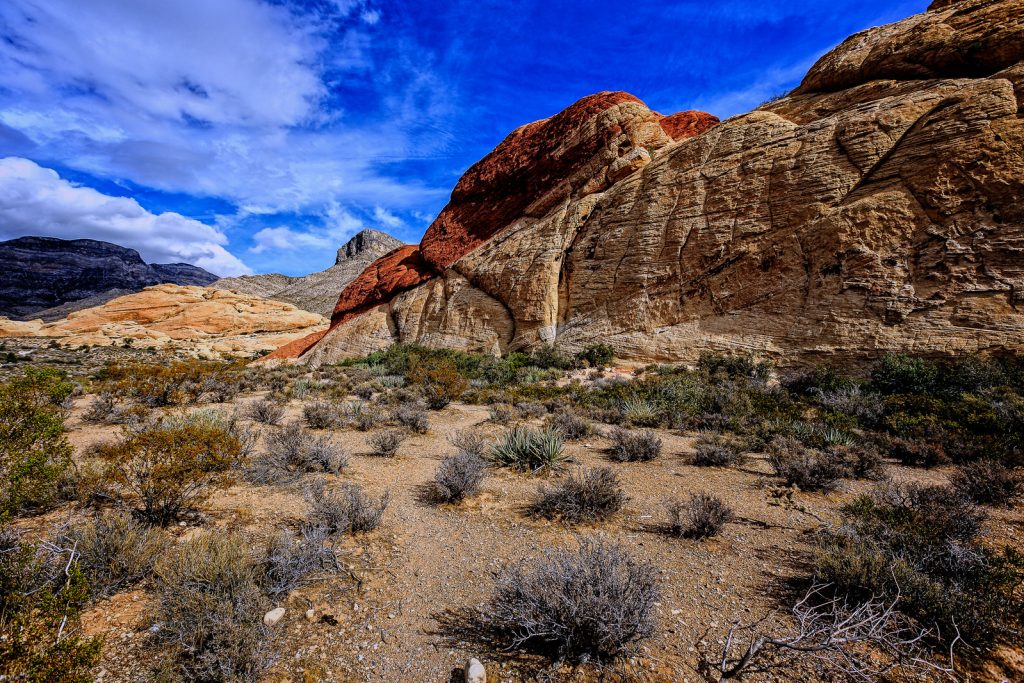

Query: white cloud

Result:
[0,0,454,217]
[373,206,404,229]
[0,157,251,276]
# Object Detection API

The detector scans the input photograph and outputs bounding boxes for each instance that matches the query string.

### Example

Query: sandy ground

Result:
[31,390,1018,683]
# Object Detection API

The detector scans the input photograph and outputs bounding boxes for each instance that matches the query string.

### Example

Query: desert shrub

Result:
[368,429,406,458]
[488,403,518,424]
[547,410,594,440]
[97,414,242,525]
[343,400,379,431]
[482,538,658,662]
[608,427,662,462]
[305,480,389,535]
[666,493,733,539]
[409,355,468,409]
[63,510,167,597]
[949,459,1021,507]
[529,467,625,524]
[815,483,1023,653]
[829,443,886,480]
[352,382,375,400]
[490,425,565,473]
[433,453,488,503]
[869,354,940,396]
[888,436,949,469]
[698,352,771,383]
[246,396,285,426]
[691,433,746,467]
[97,360,243,407]
[153,533,273,682]
[516,401,547,419]
[768,436,848,492]
[302,399,341,429]
[448,429,488,458]
[260,526,338,598]
[82,392,118,423]
[0,367,75,520]
[393,401,429,433]
[575,343,615,369]
[0,527,101,682]
[249,421,347,484]
[620,397,661,427]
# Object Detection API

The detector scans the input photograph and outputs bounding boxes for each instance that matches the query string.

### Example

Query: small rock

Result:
[305,608,316,622]
[263,607,286,626]
[465,657,486,683]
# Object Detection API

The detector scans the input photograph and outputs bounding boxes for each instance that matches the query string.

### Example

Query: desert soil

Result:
[18,385,1022,683]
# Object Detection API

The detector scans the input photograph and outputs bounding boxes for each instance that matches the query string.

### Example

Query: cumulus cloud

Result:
[0,0,453,217]
[0,157,251,276]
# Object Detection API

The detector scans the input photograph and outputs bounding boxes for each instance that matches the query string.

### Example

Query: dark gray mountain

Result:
[0,236,218,319]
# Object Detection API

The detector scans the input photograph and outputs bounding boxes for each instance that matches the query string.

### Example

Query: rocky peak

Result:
[335,229,403,265]
[0,236,217,319]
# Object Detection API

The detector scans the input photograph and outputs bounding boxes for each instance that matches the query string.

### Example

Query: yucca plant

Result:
[490,425,566,473]
[621,397,661,427]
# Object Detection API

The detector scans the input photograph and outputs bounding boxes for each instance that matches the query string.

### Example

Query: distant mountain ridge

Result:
[212,229,403,316]
[0,236,218,320]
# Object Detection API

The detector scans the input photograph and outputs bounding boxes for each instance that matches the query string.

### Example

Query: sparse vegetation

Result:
[768,436,847,491]
[249,420,347,484]
[63,510,167,597]
[608,427,661,462]
[368,428,406,457]
[303,399,341,429]
[305,480,389,535]
[153,533,273,682]
[548,410,594,440]
[490,425,565,473]
[246,396,285,426]
[393,401,430,433]
[0,527,102,682]
[666,494,733,539]
[480,538,659,662]
[448,428,487,458]
[691,433,746,467]
[815,482,1024,654]
[0,368,74,520]
[433,452,487,503]
[529,467,625,524]
[260,526,339,597]
[97,412,242,525]
[949,459,1021,508]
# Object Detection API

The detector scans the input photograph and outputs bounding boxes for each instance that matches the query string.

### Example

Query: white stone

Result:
[465,657,486,683]
[263,607,286,626]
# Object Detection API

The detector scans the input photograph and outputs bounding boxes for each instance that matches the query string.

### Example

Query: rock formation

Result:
[272,0,1024,366]
[0,284,326,357]
[212,229,403,316]
[0,237,218,320]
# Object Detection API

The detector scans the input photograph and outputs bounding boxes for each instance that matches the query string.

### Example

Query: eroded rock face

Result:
[276,0,1024,366]
[1,284,326,357]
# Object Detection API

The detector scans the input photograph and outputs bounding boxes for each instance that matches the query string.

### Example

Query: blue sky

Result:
[0,0,927,276]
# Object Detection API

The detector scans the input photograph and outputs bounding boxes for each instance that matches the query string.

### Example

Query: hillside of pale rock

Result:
[212,229,403,316]
[0,284,327,357]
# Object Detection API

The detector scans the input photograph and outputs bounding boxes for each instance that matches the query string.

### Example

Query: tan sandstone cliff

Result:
[272,0,1024,366]
[0,284,327,356]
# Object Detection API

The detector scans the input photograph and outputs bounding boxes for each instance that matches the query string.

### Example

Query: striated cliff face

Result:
[272,0,1024,366]
[0,236,218,320]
